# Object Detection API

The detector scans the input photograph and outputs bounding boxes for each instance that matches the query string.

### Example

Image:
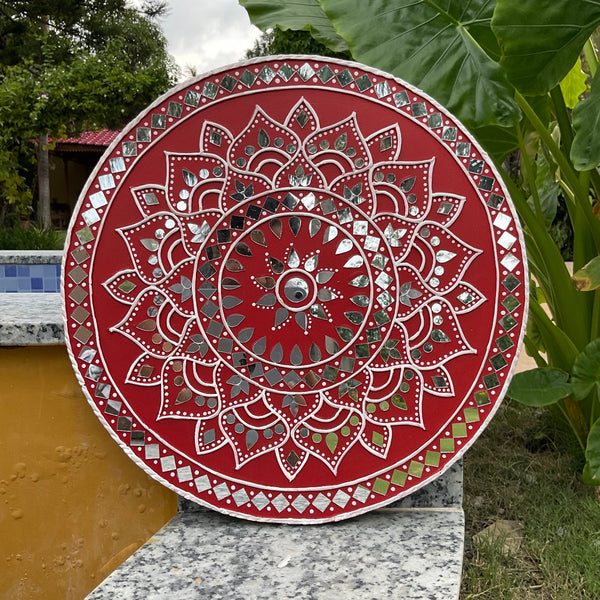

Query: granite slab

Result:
[178,459,463,514]
[86,508,464,600]
[0,293,64,345]
[0,250,63,264]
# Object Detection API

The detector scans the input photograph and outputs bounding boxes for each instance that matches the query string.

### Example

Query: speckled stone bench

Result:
[0,281,464,600]
[87,480,463,600]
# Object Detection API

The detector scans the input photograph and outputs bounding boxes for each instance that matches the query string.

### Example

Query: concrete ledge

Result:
[0,293,64,345]
[85,508,464,600]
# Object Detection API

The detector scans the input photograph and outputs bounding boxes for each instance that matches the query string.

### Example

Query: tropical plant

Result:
[0,222,65,250]
[239,0,600,483]
[0,0,178,227]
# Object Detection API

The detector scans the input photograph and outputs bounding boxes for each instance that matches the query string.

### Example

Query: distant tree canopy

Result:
[0,0,178,225]
[246,26,350,60]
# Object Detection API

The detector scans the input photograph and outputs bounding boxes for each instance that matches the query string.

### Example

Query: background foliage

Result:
[0,0,178,225]
[240,0,600,484]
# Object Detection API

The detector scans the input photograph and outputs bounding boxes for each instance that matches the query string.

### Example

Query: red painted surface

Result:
[63,57,527,522]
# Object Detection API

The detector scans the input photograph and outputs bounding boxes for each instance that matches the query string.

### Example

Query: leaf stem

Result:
[593,289,600,341]
[516,123,543,221]
[558,400,586,454]
[590,169,600,201]
[523,335,548,367]
[550,86,573,159]
[515,91,600,251]
[515,91,581,202]
[584,38,598,78]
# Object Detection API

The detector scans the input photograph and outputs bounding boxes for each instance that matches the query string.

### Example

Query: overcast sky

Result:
[155,0,262,77]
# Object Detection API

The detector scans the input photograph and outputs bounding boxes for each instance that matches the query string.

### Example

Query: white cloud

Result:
[158,0,262,76]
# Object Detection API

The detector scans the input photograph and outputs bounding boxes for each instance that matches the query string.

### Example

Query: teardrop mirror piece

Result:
[304,255,319,272]
[310,304,327,320]
[237,327,254,343]
[227,314,246,327]
[270,342,284,362]
[257,293,276,306]
[222,296,243,309]
[253,336,267,355]
[318,288,336,302]
[334,132,347,151]
[351,295,370,307]
[400,176,416,192]
[290,217,301,237]
[275,307,289,326]
[258,128,270,148]
[336,239,353,254]
[309,343,321,362]
[270,257,285,274]
[343,256,364,268]
[270,218,282,239]
[325,336,339,355]
[290,345,303,366]
[141,238,159,251]
[235,242,252,257]
[349,275,369,287]
[256,276,276,289]
[250,230,267,247]
[336,326,354,341]
[226,259,244,272]
[323,226,338,244]
[295,311,307,330]
[316,271,334,284]
[344,311,364,325]
[309,219,321,237]
[287,248,300,268]
[222,277,241,290]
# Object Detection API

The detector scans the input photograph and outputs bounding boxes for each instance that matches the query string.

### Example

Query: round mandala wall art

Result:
[63,56,528,523]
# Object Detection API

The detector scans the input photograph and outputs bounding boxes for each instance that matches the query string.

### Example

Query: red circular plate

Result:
[63,57,528,522]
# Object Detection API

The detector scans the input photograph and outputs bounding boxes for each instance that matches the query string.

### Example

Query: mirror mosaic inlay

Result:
[63,57,527,523]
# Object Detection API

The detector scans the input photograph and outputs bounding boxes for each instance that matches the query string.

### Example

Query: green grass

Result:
[461,400,600,599]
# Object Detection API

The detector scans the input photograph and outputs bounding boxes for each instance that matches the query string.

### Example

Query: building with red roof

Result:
[49,130,118,228]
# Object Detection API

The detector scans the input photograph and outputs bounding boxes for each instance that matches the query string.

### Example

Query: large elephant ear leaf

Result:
[239,0,349,53]
[319,0,520,130]
[572,338,600,402]
[571,70,600,171]
[508,367,572,407]
[492,0,600,96]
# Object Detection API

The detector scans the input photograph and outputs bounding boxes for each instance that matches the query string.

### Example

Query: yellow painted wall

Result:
[0,345,178,599]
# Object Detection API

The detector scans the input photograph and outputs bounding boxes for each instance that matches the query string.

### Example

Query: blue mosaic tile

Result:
[17,278,31,292]
[0,263,62,293]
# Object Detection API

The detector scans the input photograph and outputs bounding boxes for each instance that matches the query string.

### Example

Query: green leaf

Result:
[529,299,580,371]
[572,256,600,292]
[571,69,600,171]
[319,0,520,130]
[584,419,600,485]
[572,338,600,401]
[527,145,559,227]
[471,123,519,164]
[492,0,600,95]
[559,58,587,109]
[508,367,572,406]
[239,0,349,53]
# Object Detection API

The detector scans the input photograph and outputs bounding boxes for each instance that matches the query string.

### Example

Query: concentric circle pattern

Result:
[63,57,528,522]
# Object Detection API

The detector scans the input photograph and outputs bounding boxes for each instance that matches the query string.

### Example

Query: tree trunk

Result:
[37,133,51,228]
